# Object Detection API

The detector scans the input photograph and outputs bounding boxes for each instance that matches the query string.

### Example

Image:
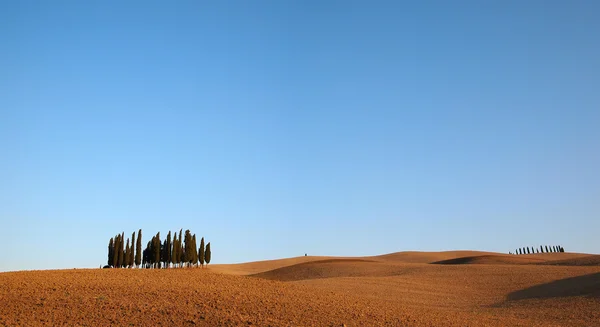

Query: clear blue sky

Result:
[1,1,599,271]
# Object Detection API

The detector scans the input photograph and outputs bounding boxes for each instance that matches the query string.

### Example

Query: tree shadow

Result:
[507,273,600,301]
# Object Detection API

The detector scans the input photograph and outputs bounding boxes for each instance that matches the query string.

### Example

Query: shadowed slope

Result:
[539,255,600,266]
[371,251,496,264]
[432,254,546,265]
[251,259,415,281]
[507,272,600,300]
[210,256,336,275]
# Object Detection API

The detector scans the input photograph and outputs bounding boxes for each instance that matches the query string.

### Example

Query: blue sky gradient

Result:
[1,1,599,271]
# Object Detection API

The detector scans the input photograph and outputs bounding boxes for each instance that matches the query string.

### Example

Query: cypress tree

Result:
[545,245,549,253]
[117,233,124,268]
[199,237,205,267]
[161,239,168,268]
[540,245,544,253]
[171,233,177,267]
[125,239,131,267]
[135,229,142,267]
[154,232,161,268]
[166,231,172,268]
[113,234,120,267]
[178,229,183,267]
[131,232,136,268]
[526,247,530,254]
[192,234,198,266]
[108,238,114,267]
[205,242,211,265]
[183,230,191,267]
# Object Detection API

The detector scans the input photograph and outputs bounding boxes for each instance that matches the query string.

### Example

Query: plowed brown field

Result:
[1,251,599,326]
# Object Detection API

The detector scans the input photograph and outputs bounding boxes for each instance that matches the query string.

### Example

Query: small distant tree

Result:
[545,245,549,253]
[540,245,544,253]
[135,229,142,267]
[205,242,211,266]
[526,247,530,254]
[199,237,205,267]
[560,246,565,252]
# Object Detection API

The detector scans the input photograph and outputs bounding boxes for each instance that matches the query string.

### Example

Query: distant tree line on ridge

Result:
[509,245,564,255]
[107,229,211,268]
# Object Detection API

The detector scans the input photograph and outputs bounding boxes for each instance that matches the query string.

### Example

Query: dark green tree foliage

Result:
[178,237,183,267]
[153,232,161,268]
[183,230,191,267]
[108,238,114,266]
[526,247,530,254]
[545,245,549,253]
[136,229,142,267]
[125,239,131,267]
[199,237,205,267]
[171,233,178,267]
[192,234,198,266]
[144,240,153,268]
[205,242,211,265]
[117,233,124,268]
[113,234,120,267]
[131,232,136,268]
[166,231,172,268]
[540,245,544,253]
[161,239,168,268]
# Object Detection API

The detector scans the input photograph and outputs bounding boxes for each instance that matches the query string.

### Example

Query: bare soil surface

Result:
[1,252,599,326]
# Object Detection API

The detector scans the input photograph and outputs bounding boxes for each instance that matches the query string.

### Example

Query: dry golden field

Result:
[1,251,598,326]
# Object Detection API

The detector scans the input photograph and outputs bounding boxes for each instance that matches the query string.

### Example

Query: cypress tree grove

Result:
[136,229,142,267]
[199,237,205,267]
[205,242,211,265]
